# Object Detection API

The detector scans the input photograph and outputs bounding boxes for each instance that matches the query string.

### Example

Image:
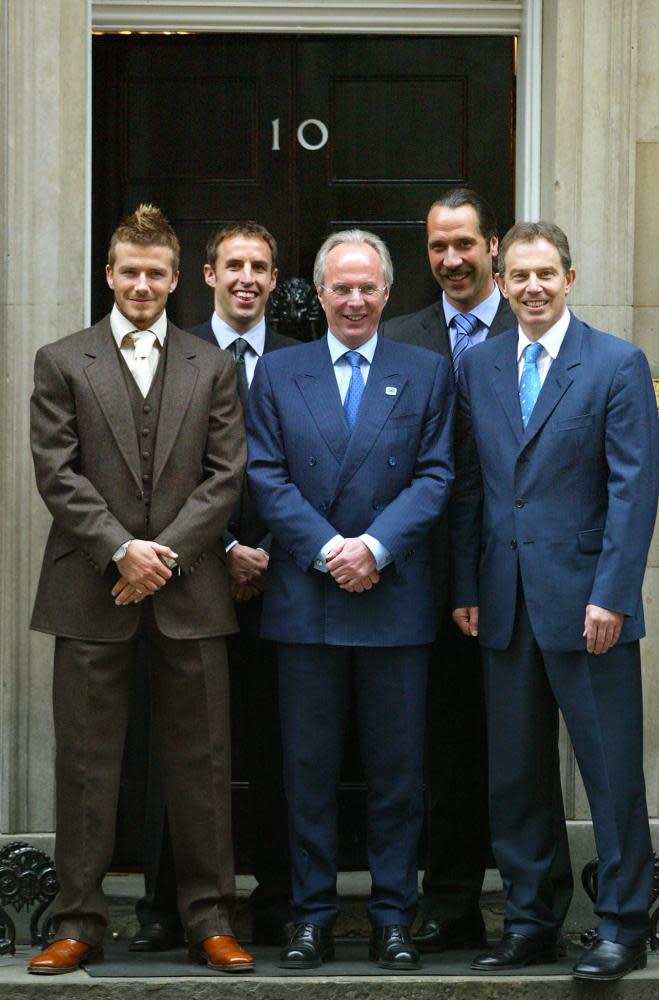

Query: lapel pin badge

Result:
[385,386,397,396]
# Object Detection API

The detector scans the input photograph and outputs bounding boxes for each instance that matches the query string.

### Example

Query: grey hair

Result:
[313,229,394,289]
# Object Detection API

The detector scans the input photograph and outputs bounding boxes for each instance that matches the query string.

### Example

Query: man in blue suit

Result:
[246,230,455,970]
[452,221,658,981]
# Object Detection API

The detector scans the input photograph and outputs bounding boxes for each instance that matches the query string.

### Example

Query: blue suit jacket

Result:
[452,313,659,652]
[246,335,455,646]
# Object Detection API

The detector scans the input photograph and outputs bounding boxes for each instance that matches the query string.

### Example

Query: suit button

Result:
[388,456,397,467]
[308,456,317,466]
[142,451,150,460]
[142,474,150,482]
[142,428,150,437]
[319,502,328,512]
[135,490,143,499]
[143,404,151,414]
[510,539,518,550]
[372,500,382,510]
[515,498,525,508]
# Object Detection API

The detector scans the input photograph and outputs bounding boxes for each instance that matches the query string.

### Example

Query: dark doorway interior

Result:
[93,32,515,871]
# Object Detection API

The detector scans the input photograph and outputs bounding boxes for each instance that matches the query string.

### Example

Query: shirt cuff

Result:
[225,539,239,553]
[313,534,344,572]
[359,533,392,571]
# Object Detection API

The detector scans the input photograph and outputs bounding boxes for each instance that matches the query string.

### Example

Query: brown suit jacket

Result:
[30,315,246,642]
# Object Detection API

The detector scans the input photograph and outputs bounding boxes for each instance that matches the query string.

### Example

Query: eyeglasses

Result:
[320,284,388,299]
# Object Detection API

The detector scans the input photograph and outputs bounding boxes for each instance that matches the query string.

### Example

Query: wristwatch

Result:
[112,540,132,562]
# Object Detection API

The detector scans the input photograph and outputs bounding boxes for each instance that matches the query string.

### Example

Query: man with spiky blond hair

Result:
[28,204,253,975]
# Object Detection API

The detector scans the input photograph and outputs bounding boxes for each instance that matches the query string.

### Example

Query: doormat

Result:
[85,939,583,978]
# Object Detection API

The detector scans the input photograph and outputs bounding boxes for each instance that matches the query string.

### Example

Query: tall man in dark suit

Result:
[28,205,254,975]
[247,230,456,971]
[381,189,517,951]
[452,222,658,980]
[133,222,296,951]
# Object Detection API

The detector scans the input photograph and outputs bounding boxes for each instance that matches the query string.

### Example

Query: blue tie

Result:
[519,342,543,427]
[343,350,365,432]
[451,312,479,379]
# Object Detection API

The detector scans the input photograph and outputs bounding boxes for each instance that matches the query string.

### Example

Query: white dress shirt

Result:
[110,304,167,391]
[211,313,266,387]
[516,308,571,386]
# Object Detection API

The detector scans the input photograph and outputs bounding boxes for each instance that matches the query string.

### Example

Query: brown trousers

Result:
[51,602,234,946]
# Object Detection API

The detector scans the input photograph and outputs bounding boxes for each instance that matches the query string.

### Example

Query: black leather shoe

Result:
[572,938,647,980]
[471,931,559,970]
[129,922,185,952]
[369,925,420,970]
[279,923,334,969]
[414,909,487,953]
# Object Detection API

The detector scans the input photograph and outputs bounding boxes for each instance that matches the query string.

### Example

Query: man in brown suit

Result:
[28,205,253,975]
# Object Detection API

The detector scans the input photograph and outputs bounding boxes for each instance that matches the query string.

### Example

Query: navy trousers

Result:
[278,643,428,928]
[483,594,652,945]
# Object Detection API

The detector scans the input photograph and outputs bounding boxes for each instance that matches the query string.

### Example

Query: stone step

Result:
[2,946,659,1000]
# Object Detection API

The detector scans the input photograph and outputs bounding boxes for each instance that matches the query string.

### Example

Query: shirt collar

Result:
[516,308,571,361]
[211,313,266,356]
[110,304,168,349]
[442,281,500,330]
[326,329,378,365]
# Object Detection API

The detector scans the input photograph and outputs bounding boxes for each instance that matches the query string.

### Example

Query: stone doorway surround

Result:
[1,1,657,932]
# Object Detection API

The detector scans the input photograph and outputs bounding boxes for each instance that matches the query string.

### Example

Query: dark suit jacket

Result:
[30,315,246,642]
[189,318,297,550]
[381,294,515,613]
[452,313,659,651]
[246,335,455,646]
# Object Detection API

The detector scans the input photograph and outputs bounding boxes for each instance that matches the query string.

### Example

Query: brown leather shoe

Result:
[189,934,254,973]
[28,938,104,975]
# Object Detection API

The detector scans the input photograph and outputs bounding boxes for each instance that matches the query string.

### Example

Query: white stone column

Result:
[0,0,89,838]
[541,0,658,827]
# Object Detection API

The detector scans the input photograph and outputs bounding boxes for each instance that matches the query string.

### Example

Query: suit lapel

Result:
[83,318,142,488]
[294,338,349,463]
[522,316,581,443]
[333,339,407,497]
[489,331,525,447]
[153,325,199,487]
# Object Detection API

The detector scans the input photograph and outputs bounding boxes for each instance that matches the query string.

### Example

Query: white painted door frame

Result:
[88,1,542,221]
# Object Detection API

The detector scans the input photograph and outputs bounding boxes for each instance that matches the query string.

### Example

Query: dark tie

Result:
[230,337,249,406]
[519,341,543,427]
[451,312,479,379]
[343,350,365,432]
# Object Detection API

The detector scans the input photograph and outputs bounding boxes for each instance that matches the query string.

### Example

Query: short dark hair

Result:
[428,188,498,243]
[206,222,278,270]
[498,221,572,276]
[108,203,180,270]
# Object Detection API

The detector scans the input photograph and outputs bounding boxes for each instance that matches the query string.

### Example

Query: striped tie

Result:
[451,312,479,379]
[519,342,543,427]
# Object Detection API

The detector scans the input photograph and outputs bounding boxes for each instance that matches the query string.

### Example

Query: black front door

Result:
[94,31,514,870]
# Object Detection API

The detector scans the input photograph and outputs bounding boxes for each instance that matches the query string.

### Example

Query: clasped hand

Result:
[326,538,380,593]
[228,543,268,601]
[111,539,177,606]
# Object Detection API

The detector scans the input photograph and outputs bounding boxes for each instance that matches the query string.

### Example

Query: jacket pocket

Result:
[50,532,78,561]
[578,528,604,553]
[556,414,594,431]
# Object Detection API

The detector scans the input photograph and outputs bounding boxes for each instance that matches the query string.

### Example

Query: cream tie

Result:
[129,330,156,397]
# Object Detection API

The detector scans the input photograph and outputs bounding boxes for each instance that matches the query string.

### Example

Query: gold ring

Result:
[135,587,143,595]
